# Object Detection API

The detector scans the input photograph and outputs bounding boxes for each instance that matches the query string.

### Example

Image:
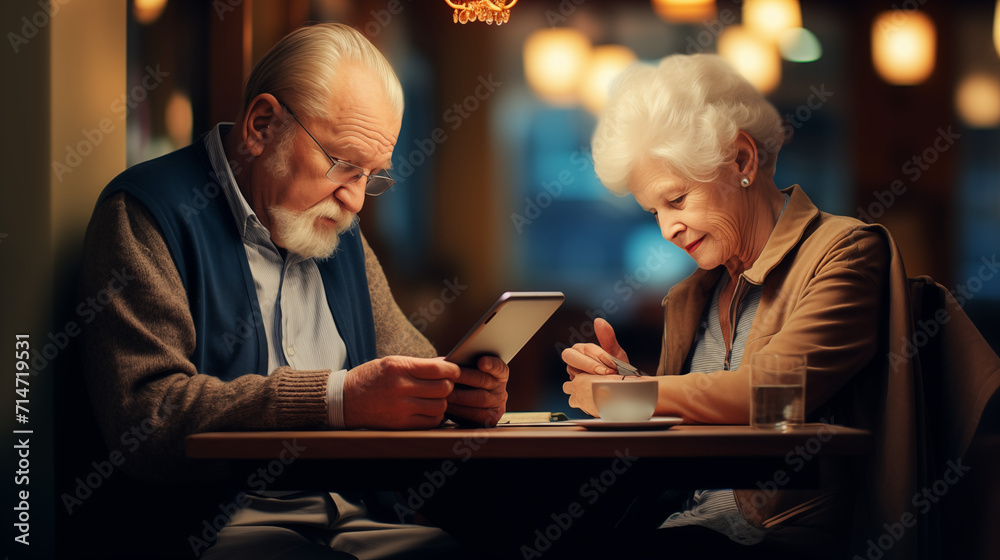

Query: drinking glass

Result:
[749,353,806,431]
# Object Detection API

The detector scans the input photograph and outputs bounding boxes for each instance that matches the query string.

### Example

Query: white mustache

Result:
[304,199,347,222]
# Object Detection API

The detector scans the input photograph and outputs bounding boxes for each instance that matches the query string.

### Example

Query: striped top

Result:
[688,277,763,375]
[658,277,766,545]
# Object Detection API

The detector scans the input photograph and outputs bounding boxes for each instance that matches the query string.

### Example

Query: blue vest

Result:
[96,141,377,380]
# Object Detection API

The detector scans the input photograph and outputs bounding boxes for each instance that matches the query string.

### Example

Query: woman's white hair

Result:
[592,54,785,194]
[240,23,403,121]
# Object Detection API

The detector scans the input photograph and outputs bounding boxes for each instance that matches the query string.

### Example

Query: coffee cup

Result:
[592,378,658,422]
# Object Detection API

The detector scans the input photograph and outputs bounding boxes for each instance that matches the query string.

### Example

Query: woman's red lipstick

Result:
[685,236,705,253]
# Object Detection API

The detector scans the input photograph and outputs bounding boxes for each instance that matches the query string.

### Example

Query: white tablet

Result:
[445,291,565,367]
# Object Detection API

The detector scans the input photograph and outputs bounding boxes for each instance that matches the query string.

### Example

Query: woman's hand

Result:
[562,373,602,417]
[560,318,630,379]
[560,318,632,417]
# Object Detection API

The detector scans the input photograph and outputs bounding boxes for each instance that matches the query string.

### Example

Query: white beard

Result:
[268,199,358,260]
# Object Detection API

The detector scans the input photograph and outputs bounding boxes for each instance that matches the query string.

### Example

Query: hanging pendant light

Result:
[445,0,517,25]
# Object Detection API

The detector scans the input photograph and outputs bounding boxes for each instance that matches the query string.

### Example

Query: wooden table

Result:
[186,422,871,491]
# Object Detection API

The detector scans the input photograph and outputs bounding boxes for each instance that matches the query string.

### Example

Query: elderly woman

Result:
[560,54,917,558]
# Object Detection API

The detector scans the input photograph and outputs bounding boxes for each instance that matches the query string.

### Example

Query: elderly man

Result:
[79,23,507,559]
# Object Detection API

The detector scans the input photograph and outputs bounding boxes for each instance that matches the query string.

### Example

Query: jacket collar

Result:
[742,184,821,285]
[662,184,819,304]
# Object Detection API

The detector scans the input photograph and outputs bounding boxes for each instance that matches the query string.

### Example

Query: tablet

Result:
[445,291,565,367]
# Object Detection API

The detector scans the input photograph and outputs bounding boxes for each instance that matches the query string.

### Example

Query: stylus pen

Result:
[609,355,654,377]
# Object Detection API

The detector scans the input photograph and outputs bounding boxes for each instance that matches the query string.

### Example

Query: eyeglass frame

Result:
[276,101,396,196]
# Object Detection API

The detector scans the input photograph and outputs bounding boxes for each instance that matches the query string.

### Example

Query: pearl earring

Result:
[740,177,750,188]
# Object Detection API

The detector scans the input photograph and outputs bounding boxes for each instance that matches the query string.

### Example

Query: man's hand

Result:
[446,356,509,427]
[343,356,460,429]
[560,318,629,379]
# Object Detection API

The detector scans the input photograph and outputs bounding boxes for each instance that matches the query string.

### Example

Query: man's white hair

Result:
[240,22,403,121]
[592,54,785,194]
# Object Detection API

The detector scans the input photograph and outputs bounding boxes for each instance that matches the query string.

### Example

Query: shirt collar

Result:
[204,123,262,240]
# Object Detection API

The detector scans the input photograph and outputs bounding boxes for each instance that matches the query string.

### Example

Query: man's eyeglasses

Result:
[279,103,395,196]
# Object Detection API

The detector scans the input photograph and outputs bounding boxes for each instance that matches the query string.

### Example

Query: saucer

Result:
[576,417,683,431]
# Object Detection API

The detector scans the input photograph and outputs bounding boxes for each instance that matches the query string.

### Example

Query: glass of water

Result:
[749,353,806,431]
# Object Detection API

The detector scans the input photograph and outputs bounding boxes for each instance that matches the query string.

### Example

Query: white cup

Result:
[592,378,658,422]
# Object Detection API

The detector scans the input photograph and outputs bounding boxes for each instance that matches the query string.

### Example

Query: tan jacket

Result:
[655,185,920,556]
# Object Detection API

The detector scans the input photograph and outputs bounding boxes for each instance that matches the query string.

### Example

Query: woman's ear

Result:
[240,93,282,158]
[734,130,760,185]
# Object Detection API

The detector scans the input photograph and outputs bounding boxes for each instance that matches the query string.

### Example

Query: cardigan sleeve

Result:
[80,192,330,482]
[361,233,438,359]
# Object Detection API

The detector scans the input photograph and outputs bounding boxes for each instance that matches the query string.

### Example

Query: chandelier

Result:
[445,0,518,25]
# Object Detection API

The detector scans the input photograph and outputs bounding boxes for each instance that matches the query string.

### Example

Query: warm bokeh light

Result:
[718,26,782,94]
[165,91,193,148]
[580,45,637,115]
[994,1,1000,57]
[956,73,1000,128]
[523,28,592,106]
[743,0,802,39]
[651,0,716,23]
[133,0,168,24]
[872,10,936,86]
[778,27,822,62]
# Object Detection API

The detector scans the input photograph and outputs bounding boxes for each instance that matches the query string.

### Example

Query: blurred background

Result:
[2,1,1000,554]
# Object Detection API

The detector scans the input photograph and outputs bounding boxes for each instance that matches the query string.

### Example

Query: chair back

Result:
[907,275,1000,560]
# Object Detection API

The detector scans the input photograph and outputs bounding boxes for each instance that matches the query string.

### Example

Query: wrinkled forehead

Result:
[317,64,402,166]
[629,156,685,196]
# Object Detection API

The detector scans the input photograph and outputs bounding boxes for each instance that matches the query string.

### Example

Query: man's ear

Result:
[734,130,760,185]
[240,93,282,158]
